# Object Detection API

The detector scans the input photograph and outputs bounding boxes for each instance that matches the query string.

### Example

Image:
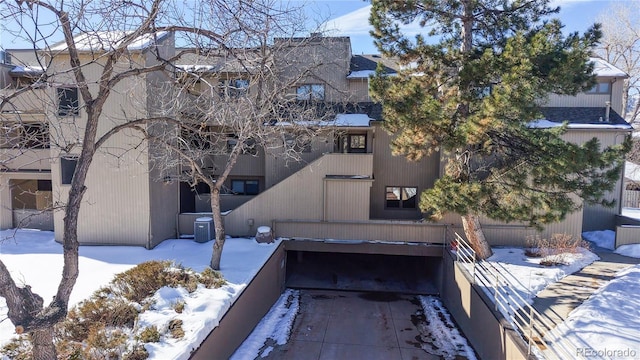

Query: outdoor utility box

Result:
[255,226,274,243]
[194,217,214,243]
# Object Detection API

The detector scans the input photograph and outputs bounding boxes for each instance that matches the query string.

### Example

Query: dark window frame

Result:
[61,157,78,185]
[226,135,257,155]
[283,133,312,153]
[57,87,79,116]
[586,82,611,95]
[219,78,249,98]
[23,123,49,149]
[385,186,418,210]
[230,179,260,195]
[347,133,367,153]
[296,84,325,101]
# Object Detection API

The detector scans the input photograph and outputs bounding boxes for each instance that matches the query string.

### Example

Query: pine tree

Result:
[369,0,630,259]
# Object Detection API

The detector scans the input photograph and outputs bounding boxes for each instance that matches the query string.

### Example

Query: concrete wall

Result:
[440,251,529,360]
[191,242,286,360]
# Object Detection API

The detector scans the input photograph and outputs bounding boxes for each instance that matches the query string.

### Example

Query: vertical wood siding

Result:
[224,153,373,236]
[615,226,640,247]
[369,124,440,220]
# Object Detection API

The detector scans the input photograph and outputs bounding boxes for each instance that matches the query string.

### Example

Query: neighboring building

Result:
[0,33,632,248]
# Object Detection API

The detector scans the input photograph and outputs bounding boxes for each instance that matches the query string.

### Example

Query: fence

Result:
[623,190,640,208]
[451,232,584,360]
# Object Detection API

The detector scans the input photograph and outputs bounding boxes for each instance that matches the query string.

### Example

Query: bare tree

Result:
[149,35,343,270]
[595,2,640,123]
[0,0,322,356]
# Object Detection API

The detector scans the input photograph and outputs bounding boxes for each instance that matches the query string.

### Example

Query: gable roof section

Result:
[590,57,627,78]
[348,54,398,78]
[531,107,633,130]
[50,31,170,52]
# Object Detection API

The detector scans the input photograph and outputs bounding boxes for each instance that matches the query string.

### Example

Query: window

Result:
[348,134,366,153]
[61,157,78,185]
[385,186,417,209]
[37,180,52,191]
[230,179,259,195]
[23,124,49,149]
[0,123,49,149]
[180,126,211,149]
[586,82,611,94]
[296,84,325,101]
[227,135,257,155]
[283,133,311,153]
[219,79,249,98]
[57,87,79,116]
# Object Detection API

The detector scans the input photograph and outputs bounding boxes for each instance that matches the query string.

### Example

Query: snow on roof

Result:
[625,161,640,182]
[334,113,371,127]
[528,119,633,130]
[176,64,218,73]
[50,31,169,52]
[273,113,372,128]
[347,70,376,79]
[590,57,627,78]
[9,65,45,74]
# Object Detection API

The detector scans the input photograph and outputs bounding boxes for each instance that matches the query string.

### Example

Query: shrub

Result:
[111,260,175,303]
[525,233,589,266]
[199,267,226,289]
[59,292,138,341]
[173,300,185,314]
[110,261,226,303]
[123,345,149,360]
[137,325,161,343]
[1,336,31,360]
[84,325,128,360]
[168,319,185,339]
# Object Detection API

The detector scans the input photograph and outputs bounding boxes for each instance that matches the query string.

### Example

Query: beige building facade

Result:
[0,34,632,248]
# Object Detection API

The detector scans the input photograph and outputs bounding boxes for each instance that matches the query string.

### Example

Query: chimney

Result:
[605,101,611,122]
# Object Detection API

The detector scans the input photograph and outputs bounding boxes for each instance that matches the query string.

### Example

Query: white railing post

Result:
[528,305,534,357]
[494,271,500,311]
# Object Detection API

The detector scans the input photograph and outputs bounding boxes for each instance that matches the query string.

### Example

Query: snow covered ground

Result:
[0,228,280,359]
[485,247,599,303]
[554,230,640,359]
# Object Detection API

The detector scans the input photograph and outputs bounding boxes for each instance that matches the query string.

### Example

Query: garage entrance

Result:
[285,250,441,294]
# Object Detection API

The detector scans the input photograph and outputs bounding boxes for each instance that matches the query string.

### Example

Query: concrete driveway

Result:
[262,289,445,360]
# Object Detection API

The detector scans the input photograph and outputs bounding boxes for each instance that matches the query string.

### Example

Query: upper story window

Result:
[0,123,49,149]
[219,79,249,98]
[226,135,257,155]
[586,82,611,94]
[296,84,325,101]
[57,87,79,116]
[61,156,78,185]
[230,179,260,195]
[385,186,417,209]
[180,126,211,150]
[283,133,312,153]
[23,124,49,149]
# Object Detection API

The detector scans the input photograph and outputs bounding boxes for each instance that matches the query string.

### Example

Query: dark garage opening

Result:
[285,251,441,294]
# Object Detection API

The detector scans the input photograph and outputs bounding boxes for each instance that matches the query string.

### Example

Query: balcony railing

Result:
[0,88,48,114]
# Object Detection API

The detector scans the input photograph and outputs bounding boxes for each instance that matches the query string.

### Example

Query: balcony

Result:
[1,149,51,171]
[0,88,48,115]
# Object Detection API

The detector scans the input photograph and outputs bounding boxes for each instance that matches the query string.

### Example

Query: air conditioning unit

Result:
[194,217,214,243]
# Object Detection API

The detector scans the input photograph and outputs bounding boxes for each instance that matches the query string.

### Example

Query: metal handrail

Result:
[450,232,583,360]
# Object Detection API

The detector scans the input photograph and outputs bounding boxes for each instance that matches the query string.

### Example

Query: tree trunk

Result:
[461,213,493,259]
[210,188,226,270]
[31,327,56,360]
